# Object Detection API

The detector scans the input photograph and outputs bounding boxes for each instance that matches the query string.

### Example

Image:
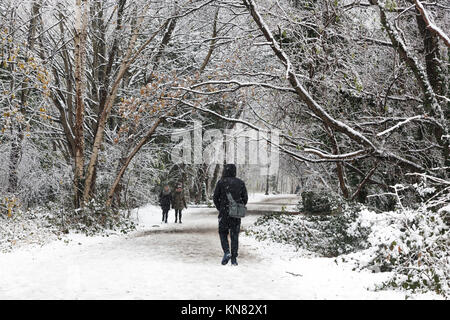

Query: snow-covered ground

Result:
[0,194,440,299]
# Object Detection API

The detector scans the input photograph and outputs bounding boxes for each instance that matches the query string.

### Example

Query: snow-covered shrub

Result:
[46,199,137,236]
[343,205,449,297]
[0,206,62,253]
[246,208,371,257]
[299,191,345,215]
[0,199,136,252]
[248,180,449,297]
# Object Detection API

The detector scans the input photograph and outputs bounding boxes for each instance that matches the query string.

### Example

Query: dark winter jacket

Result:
[172,190,187,210]
[213,164,248,218]
[159,189,172,210]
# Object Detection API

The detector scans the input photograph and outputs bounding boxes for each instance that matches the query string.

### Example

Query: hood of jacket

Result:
[223,164,236,178]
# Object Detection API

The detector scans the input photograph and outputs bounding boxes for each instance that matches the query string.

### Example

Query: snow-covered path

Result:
[0,194,428,299]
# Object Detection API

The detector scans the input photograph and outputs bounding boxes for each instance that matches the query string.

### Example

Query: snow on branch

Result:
[370,0,447,138]
[406,172,450,185]
[175,99,370,163]
[376,115,424,137]
[415,0,450,48]
[242,0,377,150]
[303,148,369,160]
[174,80,296,95]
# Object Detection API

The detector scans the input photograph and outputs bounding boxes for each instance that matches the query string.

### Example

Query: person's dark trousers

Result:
[218,215,241,258]
[175,209,182,222]
[162,208,169,223]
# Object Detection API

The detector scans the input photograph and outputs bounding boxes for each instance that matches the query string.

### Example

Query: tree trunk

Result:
[414,4,449,169]
[82,9,166,205]
[73,0,89,207]
[7,0,40,193]
[106,117,164,207]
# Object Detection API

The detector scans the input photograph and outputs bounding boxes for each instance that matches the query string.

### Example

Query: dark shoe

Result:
[179,221,182,224]
[221,253,231,265]
[231,258,238,266]
[175,220,178,223]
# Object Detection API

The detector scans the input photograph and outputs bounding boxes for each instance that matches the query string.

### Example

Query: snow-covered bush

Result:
[248,182,449,297]
[362,180,449,296]
[0,206,62,253]
[0,199,136,252]
[45,199,137,236]
[299,191,345,215]
[246,208,371,257]
[342,205,449,297]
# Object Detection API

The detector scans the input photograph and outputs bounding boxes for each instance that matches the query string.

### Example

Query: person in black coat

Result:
[213,164,248,266]
[159,185,172,223]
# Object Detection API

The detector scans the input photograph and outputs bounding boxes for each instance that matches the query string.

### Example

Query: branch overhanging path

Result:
[177,0,427,172]
[242,0,377,151]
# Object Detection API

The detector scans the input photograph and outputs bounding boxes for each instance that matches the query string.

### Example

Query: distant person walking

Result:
[213,164,248,266]
[172,184,187,223]
[159,185,172,223]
